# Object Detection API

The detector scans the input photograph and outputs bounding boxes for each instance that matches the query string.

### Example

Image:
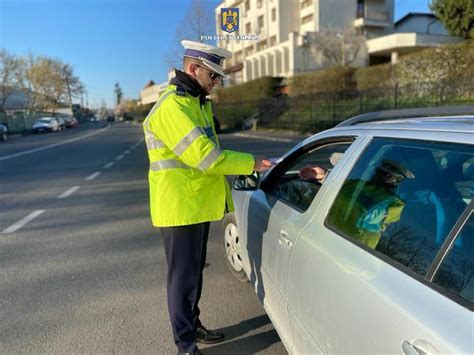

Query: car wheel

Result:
[222,213,248,282]
[1,132,6,141]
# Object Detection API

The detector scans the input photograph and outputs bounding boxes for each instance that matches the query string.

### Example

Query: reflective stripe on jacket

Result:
[143,84,255,227]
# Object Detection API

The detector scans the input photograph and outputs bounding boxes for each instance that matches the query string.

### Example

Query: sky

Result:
[1,0,431,108]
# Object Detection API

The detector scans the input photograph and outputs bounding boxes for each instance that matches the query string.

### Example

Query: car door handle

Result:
[279,230,293,248]
[402,340,427,355]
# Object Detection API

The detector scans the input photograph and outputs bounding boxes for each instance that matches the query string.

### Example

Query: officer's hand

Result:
[299,166,327,181]
[254,156,273,172]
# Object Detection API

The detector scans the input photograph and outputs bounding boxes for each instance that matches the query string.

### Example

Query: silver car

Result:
[32,117,60,133]
[223,107,474,354]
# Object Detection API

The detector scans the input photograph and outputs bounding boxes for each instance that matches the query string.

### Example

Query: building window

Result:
[301,0,313,9]
[258,15,264,28]
[245,46,254,56]
[235,50,242,63]
[257,39,267,51]
[244,0,250,11]
[257,0,263,9]
[270,35,277,46]
[271,8,276,21]
[302,14,313,25]
[357,0,365,18]
[246,22,251,33]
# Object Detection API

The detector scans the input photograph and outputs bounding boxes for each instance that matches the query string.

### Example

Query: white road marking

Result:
[57,186,80,199]
[1,210,45,234]
[85,172,101,181]
[116,154,124,161]
[124,150,130,155]
[104,162,114,169]
[0,126,111,161]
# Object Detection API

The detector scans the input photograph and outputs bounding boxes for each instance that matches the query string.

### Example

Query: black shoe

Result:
[196,325,225,344]
[177,348,202,355]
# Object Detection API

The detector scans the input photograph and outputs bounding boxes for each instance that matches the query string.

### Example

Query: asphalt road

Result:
[0,122,296,354]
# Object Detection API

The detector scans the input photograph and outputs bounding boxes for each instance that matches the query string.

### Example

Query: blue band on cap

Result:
[184,49,223,65]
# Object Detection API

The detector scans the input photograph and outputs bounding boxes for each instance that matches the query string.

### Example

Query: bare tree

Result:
[24,56,77,112]
[62,64,83,106]
[307,29,367,68]
[0,49,24,111]
[114,83,123,106]
[164,0,216,71]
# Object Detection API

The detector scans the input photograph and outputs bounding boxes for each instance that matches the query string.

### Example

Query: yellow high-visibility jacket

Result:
[143,85,255,227]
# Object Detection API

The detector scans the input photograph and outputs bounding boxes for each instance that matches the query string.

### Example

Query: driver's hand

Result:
[299,166,327,181]
[254,156,273,172]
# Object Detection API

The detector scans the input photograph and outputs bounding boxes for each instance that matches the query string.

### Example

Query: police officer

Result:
[143,40,272,355]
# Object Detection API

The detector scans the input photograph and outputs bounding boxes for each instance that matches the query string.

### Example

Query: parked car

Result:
[106,115,115,122]
[56,117,66,130]
[64,116,79,128]
[0,123,8,141]
[223,106,474,354]
[32,117,60,133]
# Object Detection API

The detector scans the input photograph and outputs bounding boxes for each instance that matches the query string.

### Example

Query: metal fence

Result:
[216,78,474,133]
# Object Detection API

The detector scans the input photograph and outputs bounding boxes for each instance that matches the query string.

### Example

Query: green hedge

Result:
[213,101,256,129]
[356,40,474,89]
[213,76,279,104]
[290,66,357,96]
[396,40,474,85]
[355,63,396,90]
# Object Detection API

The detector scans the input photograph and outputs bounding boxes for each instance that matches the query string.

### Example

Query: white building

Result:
[216,0,394,85]
[366,13,464,64]
[139,71,175,106]
[215,1,463,85]
[139,2,464,103]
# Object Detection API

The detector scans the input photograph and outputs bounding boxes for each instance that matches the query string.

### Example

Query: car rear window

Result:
[326,137,473,277]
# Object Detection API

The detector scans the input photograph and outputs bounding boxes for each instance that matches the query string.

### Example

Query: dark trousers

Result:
[161,222,210,353]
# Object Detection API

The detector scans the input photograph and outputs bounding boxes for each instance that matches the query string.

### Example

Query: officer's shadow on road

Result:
[202,315,281,354]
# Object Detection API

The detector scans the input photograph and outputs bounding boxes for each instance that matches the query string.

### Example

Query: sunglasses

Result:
[196,65,223,81]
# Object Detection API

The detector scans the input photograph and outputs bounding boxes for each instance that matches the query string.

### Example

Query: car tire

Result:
[1,132,6,141]
[222,213,248,282]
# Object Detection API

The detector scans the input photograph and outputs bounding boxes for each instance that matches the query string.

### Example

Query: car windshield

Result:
[37,119,52,124]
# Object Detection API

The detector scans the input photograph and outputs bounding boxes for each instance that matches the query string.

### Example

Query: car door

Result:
[244,137,355,347]
[287,136,474,354]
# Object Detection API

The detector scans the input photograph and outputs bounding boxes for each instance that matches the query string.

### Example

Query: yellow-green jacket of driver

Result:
[143,85,255,227]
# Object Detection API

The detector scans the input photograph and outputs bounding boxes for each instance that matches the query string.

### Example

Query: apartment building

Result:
[139,71,175,106]
[215,0,394,85]
[139,1,462,104]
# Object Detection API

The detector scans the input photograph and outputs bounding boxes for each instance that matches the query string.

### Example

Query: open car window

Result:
[264,142,352,212]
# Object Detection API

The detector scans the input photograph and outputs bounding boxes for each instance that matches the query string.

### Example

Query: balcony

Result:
[354,7,391,28]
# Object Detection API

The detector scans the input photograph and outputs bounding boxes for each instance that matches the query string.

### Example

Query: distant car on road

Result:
[106,115,115,122]
[64,116,79,128]
[32,117,60,133]
[0,123,8,141]
[224,106,474,354]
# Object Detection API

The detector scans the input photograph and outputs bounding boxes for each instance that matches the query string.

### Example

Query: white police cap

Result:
[182,40,232,77]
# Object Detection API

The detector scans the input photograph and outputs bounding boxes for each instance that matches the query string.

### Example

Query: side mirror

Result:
[233,171,261,191]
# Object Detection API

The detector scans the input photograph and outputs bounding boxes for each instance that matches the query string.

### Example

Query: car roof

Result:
[301,109,473,148]
[340,116,474,133]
